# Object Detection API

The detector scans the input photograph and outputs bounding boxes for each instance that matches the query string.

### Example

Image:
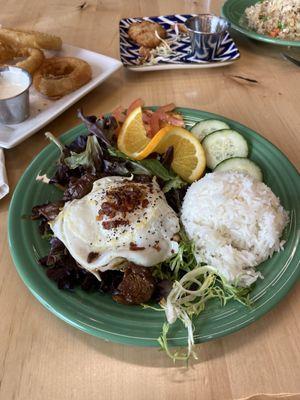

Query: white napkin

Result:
[0,148,9,199]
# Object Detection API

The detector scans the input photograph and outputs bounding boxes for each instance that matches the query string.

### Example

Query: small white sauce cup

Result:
[0,66,32,124]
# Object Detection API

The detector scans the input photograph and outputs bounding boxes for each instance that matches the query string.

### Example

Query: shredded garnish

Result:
[155,232,252,362]
[158,266,252,362]
[142,31,179,66]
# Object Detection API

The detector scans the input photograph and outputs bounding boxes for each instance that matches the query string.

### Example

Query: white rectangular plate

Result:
[0,44,122,149]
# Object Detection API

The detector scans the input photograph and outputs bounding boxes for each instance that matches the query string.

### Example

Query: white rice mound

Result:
[181,172,289,287]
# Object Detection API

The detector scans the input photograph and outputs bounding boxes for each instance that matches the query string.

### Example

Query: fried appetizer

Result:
[0,42,44,74]
[33,57,92,99]
[0,27,62,50]
[14,47,44,74]
[0,40,14,63]
[128,21,167,48]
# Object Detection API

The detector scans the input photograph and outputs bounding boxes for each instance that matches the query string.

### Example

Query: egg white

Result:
[50,176,180,277]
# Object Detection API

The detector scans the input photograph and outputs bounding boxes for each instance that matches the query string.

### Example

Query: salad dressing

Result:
[0,80,26,100]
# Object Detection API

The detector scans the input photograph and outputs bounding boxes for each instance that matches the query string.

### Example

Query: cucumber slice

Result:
[202,129,249,169]
[214,157,263,181]
[191,119,230,142]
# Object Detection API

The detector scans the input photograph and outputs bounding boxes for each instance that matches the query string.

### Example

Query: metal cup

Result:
[185,15,230,61]
[0,66,32,125]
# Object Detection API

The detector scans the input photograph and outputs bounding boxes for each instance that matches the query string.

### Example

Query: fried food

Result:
[0,40,14,63]
[33,57,92,99]
[177,23,188,34]
[0,42,44,74]
[138,46,151,61]
[15,47,45,74]
[128,21,167,48]
[0,27,62,50]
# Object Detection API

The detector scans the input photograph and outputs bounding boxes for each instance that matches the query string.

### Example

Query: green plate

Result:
[8,108,300,347]
[222,0,300,47]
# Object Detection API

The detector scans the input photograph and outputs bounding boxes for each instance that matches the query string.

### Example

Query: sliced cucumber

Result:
[202,129,249,170]
[214,157,263,181]
[191,119,230,142]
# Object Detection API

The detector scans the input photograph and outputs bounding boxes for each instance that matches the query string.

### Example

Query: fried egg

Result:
[50,176,180,278]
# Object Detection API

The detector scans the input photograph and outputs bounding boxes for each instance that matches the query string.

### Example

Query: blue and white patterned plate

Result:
[119,14,240,71]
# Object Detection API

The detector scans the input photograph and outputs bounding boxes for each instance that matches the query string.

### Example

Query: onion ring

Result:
[33,57,92,99]
[0,27,62,50]
[0,40,14,63]
[0,43,44,74]
[15,47,45,74]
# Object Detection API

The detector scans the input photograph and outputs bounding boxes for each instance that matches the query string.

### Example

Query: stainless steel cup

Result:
[0,66,32,124]
[185,15,230,61]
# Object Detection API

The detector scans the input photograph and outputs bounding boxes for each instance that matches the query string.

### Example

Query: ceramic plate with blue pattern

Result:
[119,14,240,71]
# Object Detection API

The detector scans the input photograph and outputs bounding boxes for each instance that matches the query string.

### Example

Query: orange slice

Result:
[117,106,150,156]
[136,126,206,182]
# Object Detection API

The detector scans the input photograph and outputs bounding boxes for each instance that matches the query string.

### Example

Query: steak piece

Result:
[113,263,155,305]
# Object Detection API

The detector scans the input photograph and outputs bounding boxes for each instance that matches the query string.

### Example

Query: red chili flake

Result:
[96,211,105,221]
[142,199,149,208]
[99,182,150,218]
[129,242,146,251]
[101,202,117,218]
[152,243,161,252]
[102,219,129,230]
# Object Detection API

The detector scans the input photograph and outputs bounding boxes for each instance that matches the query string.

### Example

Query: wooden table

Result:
[0,1,299,399]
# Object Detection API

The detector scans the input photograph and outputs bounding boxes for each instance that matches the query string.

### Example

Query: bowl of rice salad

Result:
[245,0,300,40]
[222,0,300,47]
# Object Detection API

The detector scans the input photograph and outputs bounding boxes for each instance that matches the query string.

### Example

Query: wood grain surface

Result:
[0,1,299,399]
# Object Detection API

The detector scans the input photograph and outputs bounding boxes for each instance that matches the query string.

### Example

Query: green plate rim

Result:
[8,107,300,347]
[222,0,300,47]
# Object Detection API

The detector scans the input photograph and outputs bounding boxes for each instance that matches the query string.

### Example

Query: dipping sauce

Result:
[0,66,32,124]
[0,81,26,100]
